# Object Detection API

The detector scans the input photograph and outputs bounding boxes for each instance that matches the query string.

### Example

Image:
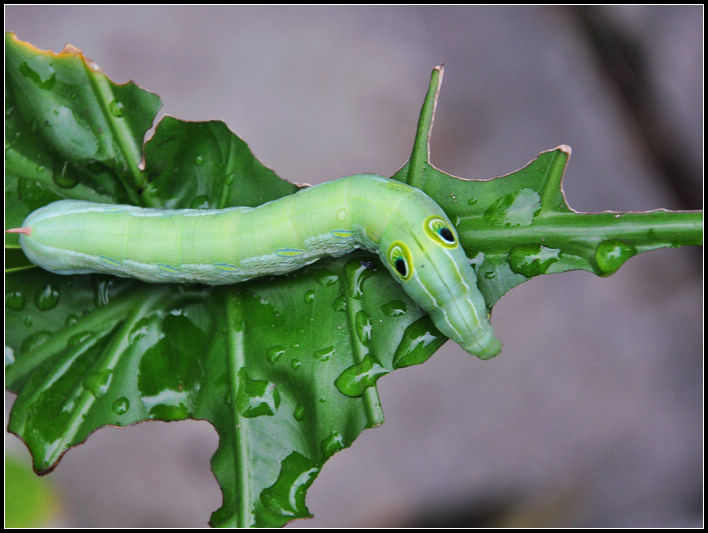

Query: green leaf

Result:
[4,36,702,528]
[4,33,161,216]
[4,33,444,528]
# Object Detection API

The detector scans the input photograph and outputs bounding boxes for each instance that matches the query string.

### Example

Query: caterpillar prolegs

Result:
[9,174,501,359]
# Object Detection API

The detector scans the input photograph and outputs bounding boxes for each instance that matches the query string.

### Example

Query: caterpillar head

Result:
[379,206,500,359]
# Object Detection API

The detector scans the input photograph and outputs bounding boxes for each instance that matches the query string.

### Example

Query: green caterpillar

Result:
[8,174,501,359]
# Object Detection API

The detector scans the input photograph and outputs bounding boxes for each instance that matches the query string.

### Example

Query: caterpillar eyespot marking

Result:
[8,174,501,359]
[388,242,412,281]
[425,215,457,248]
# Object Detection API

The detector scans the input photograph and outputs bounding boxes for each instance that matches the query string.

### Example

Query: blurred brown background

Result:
[5,5,702,527]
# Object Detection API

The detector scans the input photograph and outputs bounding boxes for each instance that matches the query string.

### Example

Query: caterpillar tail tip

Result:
[5,227,31,236]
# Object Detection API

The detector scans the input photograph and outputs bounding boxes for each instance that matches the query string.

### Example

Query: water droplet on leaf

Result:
[236,369,280,417]
[313,346,335,362]
[354,311,373,346]
[381,300,406,317]
[189,195,211,209]
[345,259,375,300]
[311,269,339,286]
[595,239,636,275]
[484,188,541,227]
[293,404,306,421]
[335,355,388,397]
[21,330,52,353]
[83,369,112,398]
[393,317,445,368]
[321,431,345,458]
[108,100,125,117]
[507,244,560,277]
[5,290,25,311]
[266,345,285,364]
[52,160,79,188]
[112,397,130,415]
[19,58,56,89]
[331,294,347,312]
[34,283,60,310]
[260,452,320,519]
[68,331,94,348]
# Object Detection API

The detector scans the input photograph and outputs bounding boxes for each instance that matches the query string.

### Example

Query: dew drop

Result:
[595,239,637,275]
[112,397,130,415]
[507,244,561,277]
[68,331,94,348]
[354,311,373,346]
[260,452,320,519]
[483,188,541,228]
[93,278,114,306]
[194,155,205,166]
[393,317,445,369]
[21,330,52,353]
[311,269,339,287]
[52,160,79,188]
[5,346,16,367]
[189,194,211,209]
[381,300,406,317]
[108,100,125,117]
[19,58,56,90]
[266,345,285,364]
[345,259,375,300]
[304,290,315,304]
[321,431,345,458]
[236,369,280,417]
[290,358,302,371]
[483,270,496,280]
[129,316,154,343]
[34,283,60,310]
[293,404,306,421]
[335,355,388,397]
[313,346,335,362]
[5,290,25,311]
[65,314,80,327]
[331,294,347,312]
[83,369,112,398]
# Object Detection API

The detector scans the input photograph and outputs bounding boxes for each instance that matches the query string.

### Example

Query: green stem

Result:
[459,209,703,254]
[223,291,255,528]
